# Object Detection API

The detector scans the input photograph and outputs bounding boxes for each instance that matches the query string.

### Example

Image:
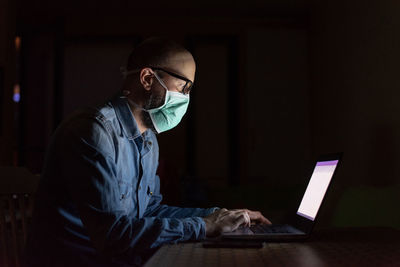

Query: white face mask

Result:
[121,68,190,133]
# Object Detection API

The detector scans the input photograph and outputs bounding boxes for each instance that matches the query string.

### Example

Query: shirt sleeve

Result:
[61,117,206,257]
[143,175,219,218]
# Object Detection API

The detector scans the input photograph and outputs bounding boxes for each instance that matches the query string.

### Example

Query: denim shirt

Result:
[26,95,216,266]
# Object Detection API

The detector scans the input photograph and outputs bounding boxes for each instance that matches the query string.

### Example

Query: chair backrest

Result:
[0,167,40,267]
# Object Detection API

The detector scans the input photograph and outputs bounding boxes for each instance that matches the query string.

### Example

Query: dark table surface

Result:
[144,227,400,267]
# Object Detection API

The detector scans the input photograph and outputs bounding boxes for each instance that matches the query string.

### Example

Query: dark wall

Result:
[311,1,400,186]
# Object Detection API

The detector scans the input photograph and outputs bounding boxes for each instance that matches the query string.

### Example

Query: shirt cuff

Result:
[210,207,220,213]
[182,217,207,241]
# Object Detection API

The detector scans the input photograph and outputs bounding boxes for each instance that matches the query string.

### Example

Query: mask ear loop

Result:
[153,71,169,91]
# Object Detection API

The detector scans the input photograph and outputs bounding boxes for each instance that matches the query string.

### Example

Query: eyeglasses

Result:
[149,66,193,95]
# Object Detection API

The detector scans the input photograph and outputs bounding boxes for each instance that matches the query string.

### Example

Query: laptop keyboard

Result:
[249,224,292,234]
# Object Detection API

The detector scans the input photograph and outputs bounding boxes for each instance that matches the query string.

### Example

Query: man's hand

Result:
[203,208,250,237]
[242,209,272,225]
[203,208,271,237]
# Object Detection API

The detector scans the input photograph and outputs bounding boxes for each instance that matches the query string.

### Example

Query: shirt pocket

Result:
[146,184,154,197]
[142,181,156,210]
[117,180,134,213]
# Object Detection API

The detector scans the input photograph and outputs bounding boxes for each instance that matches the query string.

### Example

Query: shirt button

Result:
[139,186,141,190]
[147,141,152,145]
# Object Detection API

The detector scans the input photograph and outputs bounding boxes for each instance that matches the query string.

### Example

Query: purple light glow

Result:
[13,84,21,103]
[316,160,338,167]
[13,93,20,103]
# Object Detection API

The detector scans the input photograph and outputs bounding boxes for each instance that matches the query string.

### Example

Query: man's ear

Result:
[139,68,154,91]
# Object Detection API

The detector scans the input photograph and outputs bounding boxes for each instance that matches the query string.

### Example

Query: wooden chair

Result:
[0,167,40,267]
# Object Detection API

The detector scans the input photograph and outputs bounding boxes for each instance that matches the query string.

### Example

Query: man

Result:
[25,37,270,267]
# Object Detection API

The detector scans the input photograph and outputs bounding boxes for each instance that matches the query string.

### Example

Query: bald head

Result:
[127,37,195,77]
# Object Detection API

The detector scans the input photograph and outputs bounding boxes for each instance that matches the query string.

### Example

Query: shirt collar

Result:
[111,94,143,140]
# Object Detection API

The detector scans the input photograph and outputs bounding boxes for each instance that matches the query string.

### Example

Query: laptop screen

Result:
[296,160,339,221]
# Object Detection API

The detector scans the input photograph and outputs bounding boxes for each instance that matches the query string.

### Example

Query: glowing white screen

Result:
[297,160,338,221]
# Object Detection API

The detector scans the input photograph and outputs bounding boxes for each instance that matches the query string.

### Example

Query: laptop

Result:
[220,153,342,241]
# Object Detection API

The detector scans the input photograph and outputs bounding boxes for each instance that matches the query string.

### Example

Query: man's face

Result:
[142,52,196,130]
[147,52,196,107]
